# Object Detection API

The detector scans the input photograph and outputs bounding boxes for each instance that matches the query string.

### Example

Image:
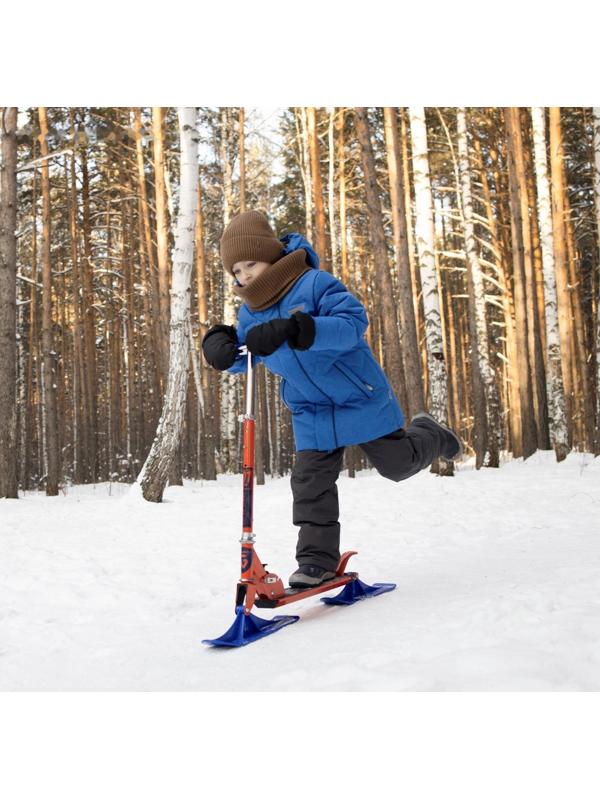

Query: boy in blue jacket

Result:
[202,211,462,589]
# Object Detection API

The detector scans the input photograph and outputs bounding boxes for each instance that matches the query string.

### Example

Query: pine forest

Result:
[0,107,599,501]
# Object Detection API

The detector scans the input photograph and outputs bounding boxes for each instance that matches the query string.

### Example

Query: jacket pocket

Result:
[332,362,374,398]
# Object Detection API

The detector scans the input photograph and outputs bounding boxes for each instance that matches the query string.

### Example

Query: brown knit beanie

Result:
[220,210,284,274]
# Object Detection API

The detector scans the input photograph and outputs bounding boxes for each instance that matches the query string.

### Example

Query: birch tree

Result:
[0,107,18,498]
[530,107,569,461]
[456,108,501,467]
[296,107,313,242]
[408,107,453,475]
[137,108,199,502]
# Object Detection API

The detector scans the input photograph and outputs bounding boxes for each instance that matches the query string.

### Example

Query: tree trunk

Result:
[548,107,576,446]
[219,108,238,472]
[67,112,89,483]
[296,108,313,242]
[383,106,425,418]
[521,112,550,449]
[354,107,407,411]
[38,107,60,494]
[0,107,18,498]
[138,108,199,502]
[78,130,98,480]
[592,108,600,455]
[504,107,538,458]
[530,107,569,461]
[152,106,172,384]
[456,108,501,468]
[563,185,595,451]
[23,137,39,490]
[336,109,350,287]
[239,108,246,213]
[408,107,453,475]
[194,183,216,480]
[133,108,162,410]
[327,107,338,277]
[307,107,328,269]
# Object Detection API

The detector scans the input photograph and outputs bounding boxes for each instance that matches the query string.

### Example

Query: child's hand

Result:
[246,312,315,356]
[202,324,239,370]
[289,311,315,350]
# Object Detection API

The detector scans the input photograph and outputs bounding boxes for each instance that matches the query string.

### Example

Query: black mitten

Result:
[288,311,315,351]
[202,324,238,370]
[245,318,295,356]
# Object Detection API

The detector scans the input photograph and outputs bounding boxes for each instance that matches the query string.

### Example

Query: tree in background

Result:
[0,107,18,498]
[137,108,199,502]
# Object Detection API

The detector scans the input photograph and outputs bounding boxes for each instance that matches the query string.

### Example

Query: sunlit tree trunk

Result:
[354,107,407,410]
[327,107,338,276]
[383,106,424,418]
[138,108,199,501]
[0,107,18,498]
[504,107,538,458]
[239,108,246,213]
[548,107,575,445]
[563,183,595,450]
[152,107,171,384]
[307,107,328,269]
[530,107,569,461]
[408,107,453,475]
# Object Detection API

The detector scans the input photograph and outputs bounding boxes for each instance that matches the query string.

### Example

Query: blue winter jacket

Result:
[228,237,404,452]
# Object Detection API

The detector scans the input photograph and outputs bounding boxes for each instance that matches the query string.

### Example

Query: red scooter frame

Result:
[202,349,395,647]
[235,351,359,615]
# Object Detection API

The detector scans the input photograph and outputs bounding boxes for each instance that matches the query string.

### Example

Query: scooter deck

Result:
[253,573,356,608]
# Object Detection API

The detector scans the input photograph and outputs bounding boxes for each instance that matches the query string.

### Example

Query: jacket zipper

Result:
[332,363,373,397]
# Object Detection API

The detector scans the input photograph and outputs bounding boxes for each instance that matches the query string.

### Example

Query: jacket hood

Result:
[279,233,320,270]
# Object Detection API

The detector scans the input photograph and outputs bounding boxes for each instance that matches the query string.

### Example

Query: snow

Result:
[1,450,599,691]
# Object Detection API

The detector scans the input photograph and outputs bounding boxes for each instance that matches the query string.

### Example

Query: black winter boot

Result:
[288,564,336,588]
[411,412,463,460]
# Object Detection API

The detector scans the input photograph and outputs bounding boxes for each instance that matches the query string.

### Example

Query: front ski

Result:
[202,606,299,647]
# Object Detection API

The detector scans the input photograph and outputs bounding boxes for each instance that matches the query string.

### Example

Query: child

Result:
[202,210,462,589]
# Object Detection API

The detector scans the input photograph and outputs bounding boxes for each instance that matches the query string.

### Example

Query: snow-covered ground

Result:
[1,451,599,691]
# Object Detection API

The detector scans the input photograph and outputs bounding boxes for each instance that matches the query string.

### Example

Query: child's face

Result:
[232,260,270,287]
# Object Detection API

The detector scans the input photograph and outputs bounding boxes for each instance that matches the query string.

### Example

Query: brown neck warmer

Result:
[233,249,311,311]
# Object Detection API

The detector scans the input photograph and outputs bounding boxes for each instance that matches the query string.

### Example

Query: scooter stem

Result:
[240,348,255,545]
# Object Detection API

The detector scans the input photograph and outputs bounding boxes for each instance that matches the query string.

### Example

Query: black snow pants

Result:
[290,422,444,571]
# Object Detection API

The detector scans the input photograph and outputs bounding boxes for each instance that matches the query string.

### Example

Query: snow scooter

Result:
[202,349,396,648]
